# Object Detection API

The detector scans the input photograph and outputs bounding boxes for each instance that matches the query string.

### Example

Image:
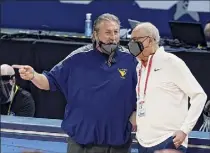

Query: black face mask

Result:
[98,41,118,56]
[0,81,13,104]
[128,41,144,57]
[0,66,15,104]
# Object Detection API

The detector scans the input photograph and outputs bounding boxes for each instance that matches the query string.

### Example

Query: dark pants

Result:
[137,137,187,153]
[67,137,131,153]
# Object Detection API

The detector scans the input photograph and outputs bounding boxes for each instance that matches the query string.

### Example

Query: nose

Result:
[109,32,116,43]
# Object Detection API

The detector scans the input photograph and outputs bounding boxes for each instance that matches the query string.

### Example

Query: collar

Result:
[153,46,165,57]
[137,46,165,61]
[136,46,165,67]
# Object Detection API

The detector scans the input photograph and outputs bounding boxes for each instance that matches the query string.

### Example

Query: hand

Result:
[12,65,35,81]
[129,111,137,132]
[155,149,181,153]
[173,130,187,148]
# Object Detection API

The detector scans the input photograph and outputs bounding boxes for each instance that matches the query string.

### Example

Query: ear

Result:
[149,38,155,46]
[93,31,98,41]
[147,37,152,46]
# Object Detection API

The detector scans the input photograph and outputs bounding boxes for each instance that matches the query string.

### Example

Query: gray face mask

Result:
[98,41,118,55]
[128,41,144,57]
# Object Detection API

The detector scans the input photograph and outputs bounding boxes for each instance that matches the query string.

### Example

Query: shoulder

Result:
[56,44,94,67]
[118,45,138,63]
[16,88,34,101]
[117,45,134,59]
[159,47,185,67]
[70,44,94,56]
[65,44,94,60]
[51,44,94,70]
[118,45,130,54]
[165,52,186,67]
[160,50,189,73]
[12,87,35,117]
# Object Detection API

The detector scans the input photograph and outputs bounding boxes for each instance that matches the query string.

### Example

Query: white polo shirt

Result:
[136,46,207,147]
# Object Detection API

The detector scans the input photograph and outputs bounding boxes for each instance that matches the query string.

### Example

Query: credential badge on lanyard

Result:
[137,55,154,117]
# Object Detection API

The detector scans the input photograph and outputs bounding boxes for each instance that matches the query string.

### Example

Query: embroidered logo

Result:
[118,68,127,79]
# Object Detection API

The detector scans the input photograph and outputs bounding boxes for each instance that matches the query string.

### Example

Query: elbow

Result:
[37,81,50,90]
[40,85,50,91]
[202,92,208,103]
[198,91,208,106]
[190,91,207,106]
[204,92,207,102]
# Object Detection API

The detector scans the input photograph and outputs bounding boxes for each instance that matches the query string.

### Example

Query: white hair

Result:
[135,22,160,43]
[0,64,15,76]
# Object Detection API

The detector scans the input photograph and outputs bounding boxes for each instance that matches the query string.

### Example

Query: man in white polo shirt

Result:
[127,22,207,153]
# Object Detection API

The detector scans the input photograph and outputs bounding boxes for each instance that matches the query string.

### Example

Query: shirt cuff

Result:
[180,125,191,135]
[42,71,57,91]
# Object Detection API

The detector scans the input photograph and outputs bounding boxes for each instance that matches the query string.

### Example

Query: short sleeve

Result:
[43,56,71,93]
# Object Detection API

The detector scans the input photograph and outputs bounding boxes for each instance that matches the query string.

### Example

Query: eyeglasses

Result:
[131,36,156,43]
[131,36,150,42]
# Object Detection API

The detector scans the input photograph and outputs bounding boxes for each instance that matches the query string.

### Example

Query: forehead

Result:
[131,28,147,39]
[98,20,119,31]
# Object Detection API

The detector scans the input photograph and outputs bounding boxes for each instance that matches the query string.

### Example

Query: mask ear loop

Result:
[139,36,153,57]
[93,31,118,66]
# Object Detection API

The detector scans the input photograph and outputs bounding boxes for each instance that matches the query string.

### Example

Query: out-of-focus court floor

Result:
[1,115,210,153]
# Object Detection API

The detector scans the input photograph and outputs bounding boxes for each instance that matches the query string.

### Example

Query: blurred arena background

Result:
[0,1,210,153]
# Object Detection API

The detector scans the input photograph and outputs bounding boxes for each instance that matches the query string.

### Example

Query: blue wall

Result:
[2,1,210,37]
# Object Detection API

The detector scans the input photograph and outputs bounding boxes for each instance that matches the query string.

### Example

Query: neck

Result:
[137,47,158,67]
[138,53,149,62]
[95,45,102,53]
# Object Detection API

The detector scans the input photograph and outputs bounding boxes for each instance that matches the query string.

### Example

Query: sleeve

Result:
[42,55,72,92]
[15,92,35,117]
[170,58,207,134]
[43,44,93,93]
[132,58,138,111]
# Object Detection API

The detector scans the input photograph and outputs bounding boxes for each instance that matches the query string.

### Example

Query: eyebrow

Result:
[105,29,119,32]
[131,37,141,40]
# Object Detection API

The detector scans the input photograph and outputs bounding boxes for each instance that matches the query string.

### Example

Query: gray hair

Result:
[135,22,160,44]
[0,64,15,76]
[93,13,120,32]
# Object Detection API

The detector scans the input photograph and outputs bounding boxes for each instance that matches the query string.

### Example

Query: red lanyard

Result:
[137,55,154,98]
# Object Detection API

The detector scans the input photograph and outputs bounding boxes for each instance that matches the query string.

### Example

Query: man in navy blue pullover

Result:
[13,13,137,153]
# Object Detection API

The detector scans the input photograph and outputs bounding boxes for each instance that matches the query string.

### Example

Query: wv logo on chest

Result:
[118,68,127,79]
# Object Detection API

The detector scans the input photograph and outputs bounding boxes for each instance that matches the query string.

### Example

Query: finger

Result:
[174,143,180,149]
[19,67,33,74]
[12,65,32,71]
[19,68,27,74]
[132,125,137,132]
[20,73,26,79]
[173,136,179,143]
[26,71,33,75]
[12,65,24,69]
[174,141,181,148]
[20,74,29,80]
[22,65,32,70]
